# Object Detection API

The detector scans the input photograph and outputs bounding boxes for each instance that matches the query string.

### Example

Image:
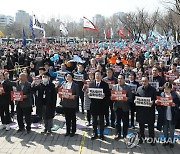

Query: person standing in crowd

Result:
[49,63,69,84]
[15,73,33,134]
[136,76,157,145]
[86,58,97,73]
[120,64,131,82]
[158,61,168,77]
[156,82,180,148]
[126,72,140,128]
[73,63,87,113]
[83,72,94,126]
[32,72,57,134]
[89,70,111,140]
[103,68,118,127]
[0,73,12,131]
[166,63,179,83]
[112,74,132,141]
[61,73,79,137]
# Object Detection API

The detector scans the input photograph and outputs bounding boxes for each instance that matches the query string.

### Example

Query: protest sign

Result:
[88,88,103,99]
[134,96,152,107]
[57,71,67,79]
[112,65,122,73]
[73,73,84,81]
[58,88,72,98]
[111,90,127,101]
[173,82,180,91]
[165,72,178,81]
[11,91,23,101]
[156,96,174,106]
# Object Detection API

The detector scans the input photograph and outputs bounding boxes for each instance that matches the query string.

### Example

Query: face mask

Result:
[42,78,49,83]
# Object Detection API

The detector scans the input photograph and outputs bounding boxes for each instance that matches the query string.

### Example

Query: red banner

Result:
[156,96,174,106]
[58,88,72,98]
[11,91,23,101]
[111,90,127,101]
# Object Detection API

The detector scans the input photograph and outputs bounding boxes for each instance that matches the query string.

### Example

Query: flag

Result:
[111,27,114,39]
[118,27,126,37]
[106,28,111,38]
[60,23,68,36]
[33,14,44,30]
[83,17,98,32]
[22,28,26,47]
[29,19,35,39]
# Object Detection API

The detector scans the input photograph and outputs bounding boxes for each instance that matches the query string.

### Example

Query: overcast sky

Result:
[1,0,165,22]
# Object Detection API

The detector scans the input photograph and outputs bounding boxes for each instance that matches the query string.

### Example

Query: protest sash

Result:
[156,96,174,106]
[88,88,103,99]
[73,73,84,81]
[0,84,5,94]
[134,96,152,107]
[111,90,127,101]
[58,88,72,98]
[11,91,23,101]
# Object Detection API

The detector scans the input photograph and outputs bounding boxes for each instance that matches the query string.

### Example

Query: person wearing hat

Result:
[32,72,57,134]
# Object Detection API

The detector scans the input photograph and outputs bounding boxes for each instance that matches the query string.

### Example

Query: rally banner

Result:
[83,17,98,32]
[58,88,72,98]
[11,91,23,101]
[149,82,159,91]
[134,96,152,107]
[57,71,67,79]
[73,73,84,81]
[111,90,127,101]
[88,88,103,99]
[112,65,122,73]
[33,14,44,31]
[172,82,180,91]
[165,72,178,81]
[104,80,115,89]
[156,96,174,106]
[0,84,5,94]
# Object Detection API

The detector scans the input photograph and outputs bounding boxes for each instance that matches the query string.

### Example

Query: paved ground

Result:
[0,111,180,154]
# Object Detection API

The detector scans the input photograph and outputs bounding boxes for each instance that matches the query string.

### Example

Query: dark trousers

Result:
[16,105,32,131]
[0,103,11,124]
[10,101,15,114]
[42,105,53,131]
[92,114,104,136]
[64,107,76,134]
[105,101,115,125]
[115,108,129,138]
[139,122,154,138]
[87,110,91,123]
[77,92,84,113]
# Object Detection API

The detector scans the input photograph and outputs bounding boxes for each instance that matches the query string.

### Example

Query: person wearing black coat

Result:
[0,73,12,131]
[32,72,57,134]
[136,76,157,145]
[156,82,180,148]
[61,72,79,137]
[89,70,111,140]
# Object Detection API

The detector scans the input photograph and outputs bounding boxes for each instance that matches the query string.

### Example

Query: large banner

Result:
[88,88,103,99]
[73,73,84,81]
[0,84,5,94]
[134,96,152,107]
[58,88,72,98]
[111,90,127,101]
[11,91,23,101]
[156,96,174,106]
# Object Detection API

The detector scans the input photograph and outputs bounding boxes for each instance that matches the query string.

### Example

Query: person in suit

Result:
[89,70,111,140]
[15,73,33,134]
[0,73,12,131]
[112,74,132,141]
[61,72,79,137]
[136,76,157,145]
[32,72,57,134]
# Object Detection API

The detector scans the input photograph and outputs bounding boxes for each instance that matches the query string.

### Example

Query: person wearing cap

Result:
[0,73,12,131]
[32,72,57,134]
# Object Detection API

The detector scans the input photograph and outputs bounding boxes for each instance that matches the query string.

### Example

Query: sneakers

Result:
[6,124,10,131]
[0,124,6,130]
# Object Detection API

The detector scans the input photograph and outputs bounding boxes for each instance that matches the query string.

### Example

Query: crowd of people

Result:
[0,39,180,148]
